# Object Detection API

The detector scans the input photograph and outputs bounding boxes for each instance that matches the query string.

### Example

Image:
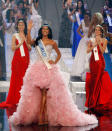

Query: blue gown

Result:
[103,38,112,81]
[72,13,83,57]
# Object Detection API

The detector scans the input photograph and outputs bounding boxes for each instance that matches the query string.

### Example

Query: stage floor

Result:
[0,92,112,131]
[0,48,112,130]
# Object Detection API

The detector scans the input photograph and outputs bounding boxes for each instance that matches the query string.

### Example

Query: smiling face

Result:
[42,26,49,37]
[18,21,25,32]
[95,26,102,37]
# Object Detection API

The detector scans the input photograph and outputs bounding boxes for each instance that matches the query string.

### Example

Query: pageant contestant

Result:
[69,0,85,57]
[71,12,91,81]
[102,23,112,80]
[88,12,103,38]
[85,25,112,112]
[0,19,31,108]
[9,23,97,126]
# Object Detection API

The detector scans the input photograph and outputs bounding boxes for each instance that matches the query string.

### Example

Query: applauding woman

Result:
[85,25,112,112]
[0,19,31,108]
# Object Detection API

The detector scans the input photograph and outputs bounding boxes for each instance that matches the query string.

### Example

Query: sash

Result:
[76,12,81,26]
[90,38,99,61]
[105,46,108,53]
[93,47,99,61]
[14,33,25,57]
[35,39,52,69]
[107,15,112,26]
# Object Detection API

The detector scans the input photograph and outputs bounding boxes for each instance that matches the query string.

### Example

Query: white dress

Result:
[71,20,90,80]
[5,22,15,78]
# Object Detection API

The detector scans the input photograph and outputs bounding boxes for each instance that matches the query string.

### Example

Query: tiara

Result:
[42,20,52,27]
[42,24,49,27]
[18,19,24,23]
[96,24,103,29]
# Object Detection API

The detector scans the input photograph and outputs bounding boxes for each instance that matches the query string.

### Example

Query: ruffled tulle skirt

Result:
[9,61,98,126]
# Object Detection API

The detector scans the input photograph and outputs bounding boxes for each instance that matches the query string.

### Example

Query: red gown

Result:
[85,44,112,111]
[0,38,29,108]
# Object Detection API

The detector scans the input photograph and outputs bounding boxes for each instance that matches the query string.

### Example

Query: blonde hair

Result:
[94,12,104,25]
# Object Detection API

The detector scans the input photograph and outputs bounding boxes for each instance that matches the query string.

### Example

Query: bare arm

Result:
[98,38,107,53]
[68,9,76,23]
[49,41,61,64]
[11,35,23,51]
[88,24,94,38]
[87,40,97,53]
[26,41,32,51]
[53,41,61,64]
[77,24,84,38]
[27,20,35,45]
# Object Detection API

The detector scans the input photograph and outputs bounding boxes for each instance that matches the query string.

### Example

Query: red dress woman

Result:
[0,19,31,108]
[85,25,112,112]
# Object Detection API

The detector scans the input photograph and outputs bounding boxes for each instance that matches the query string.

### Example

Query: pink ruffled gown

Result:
[9,45,98,126]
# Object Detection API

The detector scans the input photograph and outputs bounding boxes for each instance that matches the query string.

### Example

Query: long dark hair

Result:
[6,9,15,23]
[16,18,27,36]
[76,0,85,16]
[35,25,53,46]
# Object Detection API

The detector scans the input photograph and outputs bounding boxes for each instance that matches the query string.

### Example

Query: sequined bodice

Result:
[37,45,53,61]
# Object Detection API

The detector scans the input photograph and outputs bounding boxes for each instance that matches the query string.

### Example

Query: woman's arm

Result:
[87,40,97,53]
[77,24,84,38]
[53,41,61,64]
[27,20,35,45]
[49,41,61,64]
[88,24,94,38]
[26,43,32,51]
[11,35,23,51]
[98,38,107,53]
[68,9,76,23]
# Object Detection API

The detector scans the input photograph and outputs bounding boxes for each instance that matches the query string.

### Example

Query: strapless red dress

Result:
[0,39,29,108]
[85,45,112,111]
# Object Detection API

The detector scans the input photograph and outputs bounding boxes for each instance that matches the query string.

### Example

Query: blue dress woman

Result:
[102,23,112,81]
[70,0,85,57]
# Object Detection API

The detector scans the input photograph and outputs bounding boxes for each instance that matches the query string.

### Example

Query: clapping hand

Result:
[95,36,102,45]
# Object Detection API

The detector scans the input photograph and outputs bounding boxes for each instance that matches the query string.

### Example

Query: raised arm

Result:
[68,9,76,23]
[27,20,35,45]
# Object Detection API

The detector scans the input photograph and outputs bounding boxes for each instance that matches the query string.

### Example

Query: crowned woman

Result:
[9,21,98,126]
